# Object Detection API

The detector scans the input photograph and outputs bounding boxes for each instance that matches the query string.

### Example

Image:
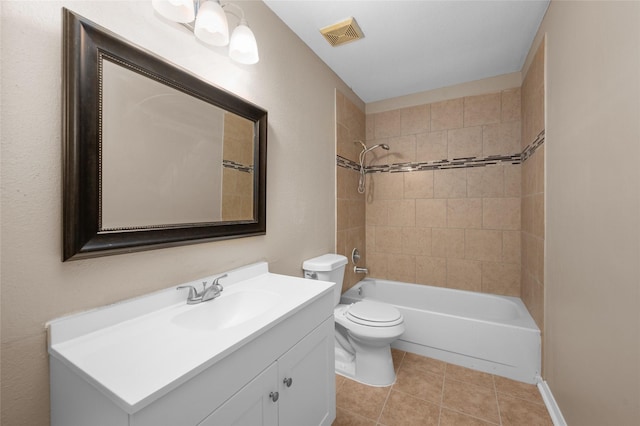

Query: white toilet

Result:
[303,254,405,386]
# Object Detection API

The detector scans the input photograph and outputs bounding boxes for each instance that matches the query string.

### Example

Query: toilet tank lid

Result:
[303,254,348,271]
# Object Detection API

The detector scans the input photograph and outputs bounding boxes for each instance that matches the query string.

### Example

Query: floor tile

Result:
[391,348,406,372]
[442,378,500,424]
[400,352,446,376]
[494,375,544,404]
[393,366,444,404]
[498,394,553,426]
[332,407,377,426]
[336,377,391,421]
[378,390,440,426]
[439,408,499,425]
[336,374,346,392]
[445,364,495,389]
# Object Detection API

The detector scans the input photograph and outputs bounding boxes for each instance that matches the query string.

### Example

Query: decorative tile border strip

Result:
[336,129,545,174]
[521,129,545,162]
[223,159,253,173]
[336,155,361,172]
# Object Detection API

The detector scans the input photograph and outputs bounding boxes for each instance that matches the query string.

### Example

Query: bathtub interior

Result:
[341,279,541,384]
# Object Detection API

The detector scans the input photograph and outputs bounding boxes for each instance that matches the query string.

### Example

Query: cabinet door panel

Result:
[278,318,335,426]
[199,363,278,426]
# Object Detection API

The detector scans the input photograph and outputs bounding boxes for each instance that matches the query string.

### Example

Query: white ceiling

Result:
[263,0,549,103]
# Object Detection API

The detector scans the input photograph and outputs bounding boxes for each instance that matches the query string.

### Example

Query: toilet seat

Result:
[345,301,404,327]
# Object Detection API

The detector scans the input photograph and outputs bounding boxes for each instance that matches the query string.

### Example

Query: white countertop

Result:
[48,262,334,413]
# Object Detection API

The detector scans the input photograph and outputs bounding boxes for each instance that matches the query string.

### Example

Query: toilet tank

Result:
[302,254,348,306]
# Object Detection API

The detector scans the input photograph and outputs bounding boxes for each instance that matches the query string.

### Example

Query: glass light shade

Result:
[152,0,195,23]
[194,1,229,46]
[229,20,259,64]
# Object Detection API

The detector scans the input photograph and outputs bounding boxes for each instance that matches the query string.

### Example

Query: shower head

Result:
[363,143,390,154]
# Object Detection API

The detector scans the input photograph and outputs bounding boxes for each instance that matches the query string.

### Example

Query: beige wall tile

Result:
[482,121,521,157]
[521,195,533,234]
[337,198,349,231]
[504,164,522,197]
[348,198,366,228]
[448,126,483,159]
[375,226,403,253]
[447,198,482,229]
[432,228,465,258]
[416,256,447,286]
[387,254,417,283]
[482,261,521,296]
[446,259,482,292]
[388,199,416,227]
[366,225,376,256]
[374,109,402,139]
[400,104,430,135]
[533,193,545,238]
[367,252,388,279]
[465,229,503,262]
[501,88,522,122]
[416,131,448,162]
[483,198,521,230]
[366,114,374,141]
[370,172,404,200]
[402,227,432,255]
[521,42,545,148]
[431,98,464,131]
[416,199,447,228]
[404,170,434,199]
[434,169,467,198]
[464,92,501,127]
[387,135,416,162]
[366,199,388,226]
[467,166,504,198]
[502,231,521,264]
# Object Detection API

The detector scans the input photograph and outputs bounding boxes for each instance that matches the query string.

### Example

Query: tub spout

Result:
[354,266,368,274]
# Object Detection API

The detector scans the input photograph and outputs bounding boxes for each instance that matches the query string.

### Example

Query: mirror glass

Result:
[100,59,255,230]
[62,9,267,261]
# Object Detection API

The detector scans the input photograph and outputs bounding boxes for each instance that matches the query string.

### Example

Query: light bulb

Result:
[194,1,229,46]
[152,0,195,23]
[229,19,259,65]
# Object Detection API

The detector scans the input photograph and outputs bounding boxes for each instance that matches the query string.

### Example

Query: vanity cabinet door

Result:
[198,363,278,426]
[278,317,335,426]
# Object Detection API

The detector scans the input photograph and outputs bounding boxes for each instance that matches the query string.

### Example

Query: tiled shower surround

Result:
[336,41,545,331]
[360,88,526,297]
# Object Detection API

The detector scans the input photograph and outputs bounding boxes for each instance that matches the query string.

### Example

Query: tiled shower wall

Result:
[363,90,524,296]
[336,91,367,293]
[521,40,546,330]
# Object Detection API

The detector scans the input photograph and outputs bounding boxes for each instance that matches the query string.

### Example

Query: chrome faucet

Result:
[177,274,227,304]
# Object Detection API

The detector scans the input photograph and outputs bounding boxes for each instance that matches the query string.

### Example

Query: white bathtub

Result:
[341,278,541,384]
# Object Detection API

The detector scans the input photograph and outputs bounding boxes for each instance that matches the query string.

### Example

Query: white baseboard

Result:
[537,379,567,426]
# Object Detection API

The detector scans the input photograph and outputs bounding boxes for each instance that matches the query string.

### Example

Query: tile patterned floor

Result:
[333,349,553,426]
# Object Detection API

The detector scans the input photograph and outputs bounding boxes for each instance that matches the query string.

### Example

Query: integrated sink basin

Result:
[171,290,281,331]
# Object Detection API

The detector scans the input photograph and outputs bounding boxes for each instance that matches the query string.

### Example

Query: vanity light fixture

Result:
[152,0,259,64]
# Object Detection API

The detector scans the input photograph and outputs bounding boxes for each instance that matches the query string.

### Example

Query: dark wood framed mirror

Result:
[62,8,267,261]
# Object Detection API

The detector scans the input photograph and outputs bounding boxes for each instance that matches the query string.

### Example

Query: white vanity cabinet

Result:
[48,263,336,426]
[200,317,334,426]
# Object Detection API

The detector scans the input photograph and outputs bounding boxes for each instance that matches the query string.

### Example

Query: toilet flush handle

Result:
[306,271,318,279]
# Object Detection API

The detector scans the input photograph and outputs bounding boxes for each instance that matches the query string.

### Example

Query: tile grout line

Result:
[494,375,504,426]
[375,351,406,425]
[437,362,448,426]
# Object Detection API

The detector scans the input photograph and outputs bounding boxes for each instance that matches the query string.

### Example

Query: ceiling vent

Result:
[320,17,364,47]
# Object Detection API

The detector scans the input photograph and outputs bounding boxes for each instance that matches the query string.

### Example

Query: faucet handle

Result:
[177,285,198,300]
[212,273,227,291]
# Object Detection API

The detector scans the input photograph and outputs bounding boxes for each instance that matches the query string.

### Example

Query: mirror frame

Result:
[62,9,267,261]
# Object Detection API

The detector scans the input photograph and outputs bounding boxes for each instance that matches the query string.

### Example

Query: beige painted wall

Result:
[0,1,363,424]
[535,1,640,424]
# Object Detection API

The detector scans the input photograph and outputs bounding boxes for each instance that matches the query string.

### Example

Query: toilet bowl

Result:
[303,254,405,386]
